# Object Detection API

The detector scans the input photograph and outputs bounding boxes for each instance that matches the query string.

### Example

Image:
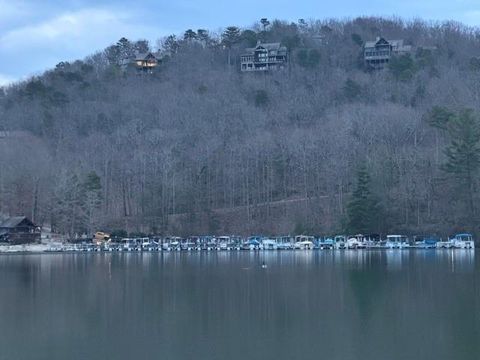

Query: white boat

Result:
[334,235,347,249]
[121,238,137,251]
[346,234,367,249]
[262,238,278,250]
[436,239,454,249]
[318,237,335,249]
[275,236,294,250]
[452,233,475,249]
[294,235,314,250]
[385,235,410,249]
[217,236,233,250]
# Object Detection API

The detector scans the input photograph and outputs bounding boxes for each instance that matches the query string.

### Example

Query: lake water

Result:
[0,251,478,360]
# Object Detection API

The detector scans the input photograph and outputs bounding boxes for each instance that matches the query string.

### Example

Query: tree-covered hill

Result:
[2,17,480,237]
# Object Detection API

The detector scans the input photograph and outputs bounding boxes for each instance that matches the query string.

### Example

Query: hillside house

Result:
[0,216,41,244]
[240,42,288,72]
[133,52,161,73]
[364,37,412,69]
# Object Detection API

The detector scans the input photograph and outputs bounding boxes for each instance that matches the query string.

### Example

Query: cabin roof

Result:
[0,216,35,228]
[134,52,159,61]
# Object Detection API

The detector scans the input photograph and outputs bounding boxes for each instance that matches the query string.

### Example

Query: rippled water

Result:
[0,251,478,360]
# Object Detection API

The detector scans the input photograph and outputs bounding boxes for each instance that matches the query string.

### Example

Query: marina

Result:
[2,233,475,254]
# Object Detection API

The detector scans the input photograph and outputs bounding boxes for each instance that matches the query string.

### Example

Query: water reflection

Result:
[0,251,478,360]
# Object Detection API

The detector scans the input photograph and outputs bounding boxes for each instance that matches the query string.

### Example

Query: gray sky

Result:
[1,0,480,85]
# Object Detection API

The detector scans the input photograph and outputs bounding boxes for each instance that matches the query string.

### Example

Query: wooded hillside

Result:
[2,17,480,237]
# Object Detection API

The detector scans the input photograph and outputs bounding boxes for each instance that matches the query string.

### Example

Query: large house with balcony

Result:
[364,37,412,69]
[240,42,288,72]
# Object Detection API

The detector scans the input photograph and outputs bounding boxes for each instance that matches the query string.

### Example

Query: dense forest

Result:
[2,17,480,238]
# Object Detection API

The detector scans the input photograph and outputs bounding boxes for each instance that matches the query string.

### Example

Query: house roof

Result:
[134,52,160,61]
[364,38,410,50]
[242,42,287,56]
[0,216,35,228]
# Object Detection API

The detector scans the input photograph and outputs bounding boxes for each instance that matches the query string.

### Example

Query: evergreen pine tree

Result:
[442,109,480,218]
[221,26,241,66]
[346,165,380,234]
[83,171,102,234]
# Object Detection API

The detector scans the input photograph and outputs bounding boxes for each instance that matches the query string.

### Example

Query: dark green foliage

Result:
[343,79,362,101]
[25,80,48,99]
[42,111,54,134]
[281,34,301,50]
[351,33,363,46]
[293,222,312,235]
[296,49,320,68]
[469,57,480,71]
[240,30,258,47]
[442,110,480,217]
[197,84,208,94]
[411,83,426,107]
[103,37,151,66]
[254,90,269,107]
[162,35,179,54]
[80,63,94,74]
[82,171,102,233]
[197,29,211,45]
[222,26,241,48]
[416,47,435,68]
[84,171,102,192]
[260,18,270,31]
[206,209,220,234]
[62,72,84,83]
[134,40,150,54]
[425,106,455,130]
[388,54,417,81]
[222,26,241,66]
[116,37,135,59]
[346,165,380,234]
[184,29,197,41]
[49,91,69,107]
[23,79,69,107]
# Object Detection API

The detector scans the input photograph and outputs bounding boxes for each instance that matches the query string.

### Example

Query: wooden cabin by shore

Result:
[0,216,41,244]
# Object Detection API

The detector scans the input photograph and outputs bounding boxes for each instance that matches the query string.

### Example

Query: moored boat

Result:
[385,235,410,249]
[452,233,475,249]
[294,235,314,250]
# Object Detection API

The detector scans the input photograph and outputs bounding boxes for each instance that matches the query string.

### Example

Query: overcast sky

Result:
[1,0,480,85]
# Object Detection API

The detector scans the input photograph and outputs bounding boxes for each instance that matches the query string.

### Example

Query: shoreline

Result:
[0,244,476,255]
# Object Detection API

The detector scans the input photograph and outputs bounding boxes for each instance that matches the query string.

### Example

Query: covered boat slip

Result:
[26,233,476,253]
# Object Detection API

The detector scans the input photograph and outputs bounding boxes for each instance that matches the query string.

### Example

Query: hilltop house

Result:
[240,41,288,72]
[133,52,161,73]
[364,37,412,69]
[0,216,41,244]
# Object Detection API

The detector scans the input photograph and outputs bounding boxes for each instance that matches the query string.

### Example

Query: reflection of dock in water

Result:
[444,249,475,273]
[385,249,410,271]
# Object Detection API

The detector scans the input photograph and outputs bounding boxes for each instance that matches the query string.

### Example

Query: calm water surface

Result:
[0,251,478,360]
